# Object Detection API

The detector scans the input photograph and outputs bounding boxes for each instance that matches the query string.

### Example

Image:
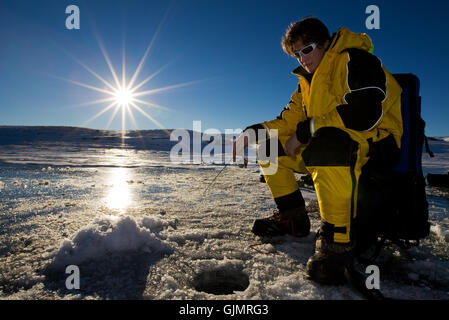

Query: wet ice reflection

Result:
[106,167,132,212]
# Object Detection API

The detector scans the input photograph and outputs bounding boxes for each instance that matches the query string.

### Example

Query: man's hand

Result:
[285,133,301,160]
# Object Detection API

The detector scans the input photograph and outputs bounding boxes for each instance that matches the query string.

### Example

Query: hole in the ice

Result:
[193,268,250,295]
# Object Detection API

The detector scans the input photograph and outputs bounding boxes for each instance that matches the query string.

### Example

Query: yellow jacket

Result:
[262,27,403,147]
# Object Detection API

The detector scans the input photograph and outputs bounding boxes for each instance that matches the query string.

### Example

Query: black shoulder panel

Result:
[336,49,386,131]
[345,48,386,93]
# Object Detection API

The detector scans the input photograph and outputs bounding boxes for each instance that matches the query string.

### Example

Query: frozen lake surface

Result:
[0,127,448,300]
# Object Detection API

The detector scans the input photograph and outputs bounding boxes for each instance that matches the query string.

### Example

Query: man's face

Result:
[292,39,329,74]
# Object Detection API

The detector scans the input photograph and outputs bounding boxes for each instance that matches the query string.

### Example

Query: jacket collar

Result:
[292,65,309,77]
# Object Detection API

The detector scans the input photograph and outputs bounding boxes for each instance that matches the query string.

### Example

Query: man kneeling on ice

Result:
[233,17,403,285]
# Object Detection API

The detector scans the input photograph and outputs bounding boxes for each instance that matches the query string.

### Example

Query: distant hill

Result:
[0,126,232,152]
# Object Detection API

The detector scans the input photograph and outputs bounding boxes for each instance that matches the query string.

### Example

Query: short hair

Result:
[281,17,331,56]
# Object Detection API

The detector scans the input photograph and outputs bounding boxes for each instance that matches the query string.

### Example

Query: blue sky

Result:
[1,0,448,136]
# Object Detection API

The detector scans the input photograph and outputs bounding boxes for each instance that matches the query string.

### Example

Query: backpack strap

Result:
[424,135,435,158]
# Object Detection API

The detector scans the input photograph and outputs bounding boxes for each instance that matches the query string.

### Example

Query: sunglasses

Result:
[293,43,317,58]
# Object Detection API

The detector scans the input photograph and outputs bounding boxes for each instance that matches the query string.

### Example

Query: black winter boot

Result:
[251,206,310,238]
[305,235,355,285]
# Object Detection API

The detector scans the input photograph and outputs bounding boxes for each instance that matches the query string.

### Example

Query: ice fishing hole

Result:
[193,268,250,295]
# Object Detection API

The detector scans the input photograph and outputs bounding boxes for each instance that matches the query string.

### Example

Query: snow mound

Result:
[48,214,173,269]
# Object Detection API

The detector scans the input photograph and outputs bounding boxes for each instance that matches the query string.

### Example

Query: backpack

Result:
[355,73,433,259]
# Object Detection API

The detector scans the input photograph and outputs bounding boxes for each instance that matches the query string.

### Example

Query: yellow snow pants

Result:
[259,127,371,244]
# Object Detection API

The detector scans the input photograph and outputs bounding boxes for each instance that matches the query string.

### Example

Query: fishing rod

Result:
[202,157,248,197]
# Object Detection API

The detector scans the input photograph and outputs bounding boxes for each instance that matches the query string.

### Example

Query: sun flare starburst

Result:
[57,14,203,144]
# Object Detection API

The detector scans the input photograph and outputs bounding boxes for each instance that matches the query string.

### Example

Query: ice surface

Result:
[0,126,448,300]
[431,224,449,243]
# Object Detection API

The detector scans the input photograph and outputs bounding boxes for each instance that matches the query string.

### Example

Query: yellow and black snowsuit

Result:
[253,28,403,244]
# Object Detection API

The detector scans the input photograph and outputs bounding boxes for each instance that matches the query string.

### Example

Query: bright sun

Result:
[114,88,134,107]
